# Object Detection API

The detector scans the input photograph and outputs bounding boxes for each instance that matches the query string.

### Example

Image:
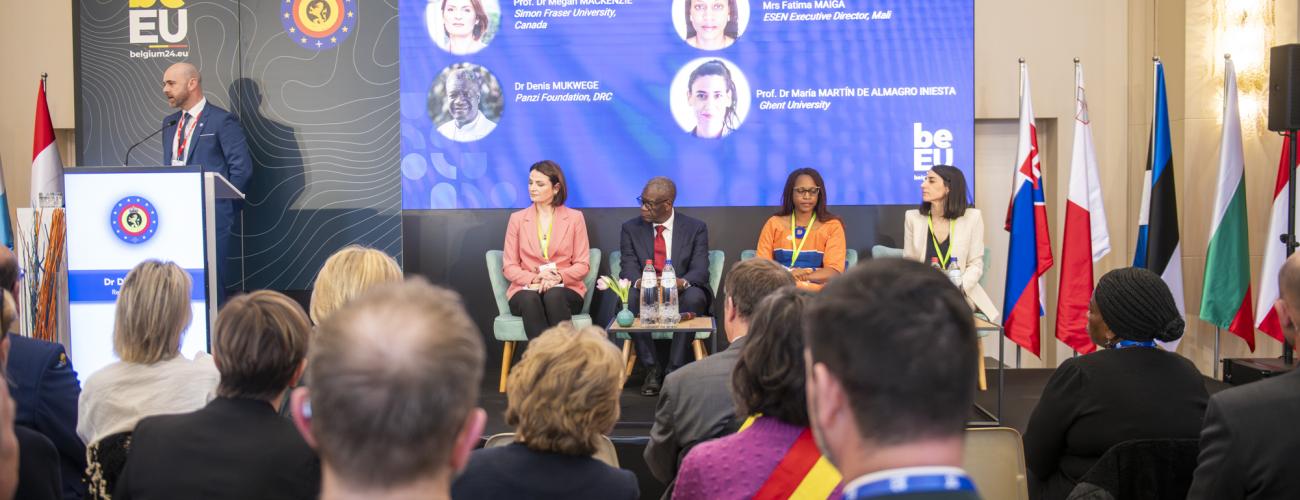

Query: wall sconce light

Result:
[1214,0,1275,133]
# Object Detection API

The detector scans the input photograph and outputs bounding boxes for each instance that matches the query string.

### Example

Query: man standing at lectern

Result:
[618,177,711,396]
[161,62,251,302]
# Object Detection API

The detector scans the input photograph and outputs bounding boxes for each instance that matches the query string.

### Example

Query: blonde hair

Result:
[113,260,192,364]
[213,291,311,401]
[505,324,623,455]
[310,245,402,324]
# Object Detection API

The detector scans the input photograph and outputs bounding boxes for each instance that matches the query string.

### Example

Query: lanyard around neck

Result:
[1114,339,1156,349]
[174,110,201,161]
[926,215,954,265]
[845,473,977,499]
[537,209,554,260]
[789,213,816,268]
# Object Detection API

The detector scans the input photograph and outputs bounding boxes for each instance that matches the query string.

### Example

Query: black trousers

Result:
[509,287,584,339]
[630,286,709,371]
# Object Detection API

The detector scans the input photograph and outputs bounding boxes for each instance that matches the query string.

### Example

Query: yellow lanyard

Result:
[926,215,954,265]
[789,213,816,268]
[537,212,554,260]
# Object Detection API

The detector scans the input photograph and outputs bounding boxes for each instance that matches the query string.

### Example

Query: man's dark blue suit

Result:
[617,212,711,371]
[8,335,85,499]
[161,102,251,298]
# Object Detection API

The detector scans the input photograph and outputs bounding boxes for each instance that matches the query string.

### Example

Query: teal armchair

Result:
[486,248,601,392]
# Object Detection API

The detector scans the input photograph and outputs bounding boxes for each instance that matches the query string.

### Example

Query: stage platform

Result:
[477,366,1231,500]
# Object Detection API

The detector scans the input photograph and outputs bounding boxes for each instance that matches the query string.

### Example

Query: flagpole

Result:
[1016,57,1025,370]
[1214,327,1221,378]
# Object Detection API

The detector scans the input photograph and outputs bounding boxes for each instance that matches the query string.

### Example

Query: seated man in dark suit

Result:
[1187,252,1300,499]
[644,259,795,487]
[618,177,712,396]
[0,291,62,500]
[114,291,319,500]
[0,245,85,500]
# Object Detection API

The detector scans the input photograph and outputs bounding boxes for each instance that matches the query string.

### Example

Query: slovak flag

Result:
[1003,64,1053,357]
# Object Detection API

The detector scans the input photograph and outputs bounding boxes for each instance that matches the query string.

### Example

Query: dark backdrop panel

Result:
[403,205,908,372]
[75,0,402,291]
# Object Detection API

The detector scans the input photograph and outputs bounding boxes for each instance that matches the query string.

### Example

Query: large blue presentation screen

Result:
[400,0,973,209]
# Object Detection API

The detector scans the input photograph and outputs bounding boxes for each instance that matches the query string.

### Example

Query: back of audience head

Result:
[724,258,797,324]
[114,260,192,365]
[213,291,311,403]
[1089,267,1184,348]
[309,245,402,325]
[506,324,623,456]
[292,278,485,492]
[1277,253,1300,344]
[0,245,16,296]
[805,258,976,461]
[732,287,811,426]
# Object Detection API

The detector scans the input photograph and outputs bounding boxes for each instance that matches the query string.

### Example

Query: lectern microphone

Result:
[122,119,178,166]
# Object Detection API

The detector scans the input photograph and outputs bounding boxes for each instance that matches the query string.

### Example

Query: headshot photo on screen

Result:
[429,63,503,142]
[426,0,500,55]
[672,0,749,50]
[670,58,751,139]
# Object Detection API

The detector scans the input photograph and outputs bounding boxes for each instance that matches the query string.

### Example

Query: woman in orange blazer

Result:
[756,168,846,291]
[903,165,999,320]
[503,160,592,339]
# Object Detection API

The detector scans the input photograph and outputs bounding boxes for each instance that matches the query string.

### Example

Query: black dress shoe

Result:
[641,367,663,396]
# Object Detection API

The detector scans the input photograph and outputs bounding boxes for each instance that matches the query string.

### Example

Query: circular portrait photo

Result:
[670,58,751,139]
[672,0,750,51]
[426,0,501,56]
[428,63,503,142]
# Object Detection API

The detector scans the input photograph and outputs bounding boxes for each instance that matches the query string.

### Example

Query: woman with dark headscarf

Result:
[1023,267,1208,500]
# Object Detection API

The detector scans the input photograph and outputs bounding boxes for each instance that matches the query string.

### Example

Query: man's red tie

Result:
[653,225,666,273]
[175,112,190,161]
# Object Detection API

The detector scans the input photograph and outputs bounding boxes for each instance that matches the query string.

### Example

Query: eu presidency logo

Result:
[111,196,159,245]
[282,0,356,50]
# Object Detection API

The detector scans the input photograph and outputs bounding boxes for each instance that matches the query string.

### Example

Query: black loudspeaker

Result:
[1222,358,1295,386]
[1269,44,1300,132]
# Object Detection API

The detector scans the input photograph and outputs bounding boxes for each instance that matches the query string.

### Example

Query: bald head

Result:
[162,62,203,110]
[303,278,485,490]
[0,246,15,296]
[1281,253,1300,303]
[645,176,677,201]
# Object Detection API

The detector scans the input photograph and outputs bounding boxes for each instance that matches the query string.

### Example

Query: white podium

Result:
[64,167,244,381]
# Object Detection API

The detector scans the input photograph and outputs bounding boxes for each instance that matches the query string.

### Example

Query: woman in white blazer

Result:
[903,165,1000,320]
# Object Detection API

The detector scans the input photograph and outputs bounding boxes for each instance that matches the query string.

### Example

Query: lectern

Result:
[64,167,244,381]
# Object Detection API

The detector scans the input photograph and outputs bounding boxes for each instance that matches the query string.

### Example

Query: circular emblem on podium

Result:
[111,196,159,245]
[282,0,356,51]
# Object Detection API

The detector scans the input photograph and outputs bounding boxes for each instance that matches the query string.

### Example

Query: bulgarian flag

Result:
[1200,58,1255,349]
[1255,133,1294,344]
[1055,63,1109,355]
[32,77,64,208]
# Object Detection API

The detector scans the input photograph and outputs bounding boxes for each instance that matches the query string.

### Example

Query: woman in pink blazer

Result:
[503,160,591,339]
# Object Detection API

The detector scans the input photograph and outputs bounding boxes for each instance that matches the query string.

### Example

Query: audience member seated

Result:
[0,245,85,499]
[77,260,219,452]
[615,176,712,396]
[289,279,487,500]
[1,291,62,500]
[903,165,998,320]
[674,287,841,499]
[279,245,402,417]
[756,167,846,291]
[644,258,795,487]
[1187,252,1300,499]
[502,160,592,341]
[114,291,319,499]
[453,324,638,499]
[806,259,982,499]
[1024,267,1207,500]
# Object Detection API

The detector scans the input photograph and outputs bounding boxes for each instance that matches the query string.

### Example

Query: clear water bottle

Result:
[640,260,659,326]
[946,257,962,287]
[661,259,680,326]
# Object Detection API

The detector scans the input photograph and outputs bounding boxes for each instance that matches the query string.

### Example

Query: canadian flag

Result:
[32,78,64,208]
